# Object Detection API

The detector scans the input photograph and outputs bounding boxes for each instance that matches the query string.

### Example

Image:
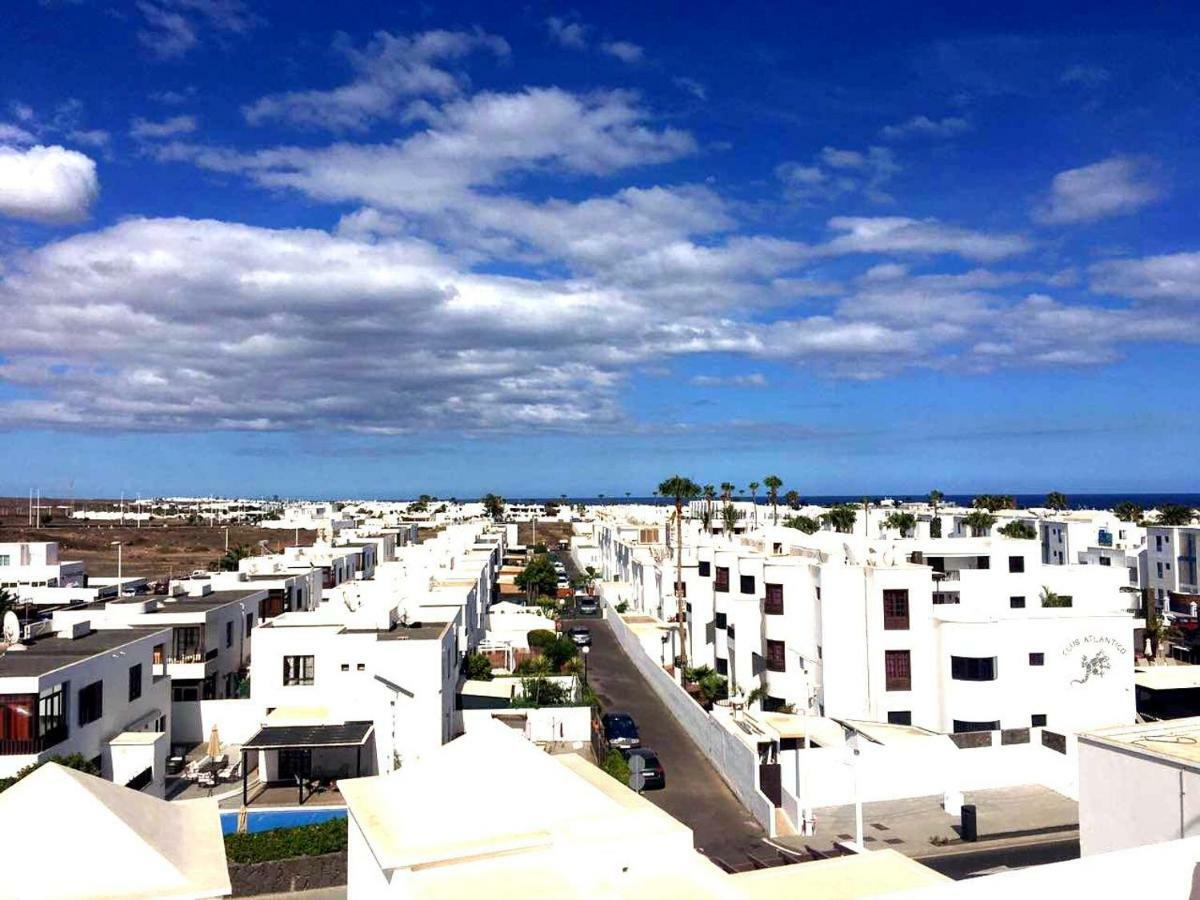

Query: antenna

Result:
[2,611,21,645]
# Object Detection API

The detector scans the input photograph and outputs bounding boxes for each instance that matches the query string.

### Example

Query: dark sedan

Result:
[601,712,641,749]
[622,747,666,790]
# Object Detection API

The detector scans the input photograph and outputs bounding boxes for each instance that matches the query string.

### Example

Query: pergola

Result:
[241,720,374,806]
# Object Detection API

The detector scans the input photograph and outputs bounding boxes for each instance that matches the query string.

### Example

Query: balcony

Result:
[0,725,68,757]
[168,649,207,665]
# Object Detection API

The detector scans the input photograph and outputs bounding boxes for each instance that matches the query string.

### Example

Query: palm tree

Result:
[658,475,702,671]
[1157,504,1195,526]
[702,484,716,534]
[929,489,944,538]
[883,511,917,537]
[721,502,740,535]
[784,490,800,510]
[720,482,734,504]
[748,481,760,525]
[763,475,783,525]
[1045,491,1069,512]
[1114,501,1143,523]
[822,504,857,534]
[962,510,997,537]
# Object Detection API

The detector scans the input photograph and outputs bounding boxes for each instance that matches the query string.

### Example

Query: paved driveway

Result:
[562,607,768,866]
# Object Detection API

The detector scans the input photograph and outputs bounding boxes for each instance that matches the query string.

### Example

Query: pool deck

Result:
[218,781,347,810]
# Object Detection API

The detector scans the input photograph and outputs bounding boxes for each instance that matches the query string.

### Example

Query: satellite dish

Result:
[2,611,21,645]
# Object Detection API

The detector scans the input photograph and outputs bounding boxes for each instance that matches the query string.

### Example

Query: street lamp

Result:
[581,644,590,685]
[111,541,123,595]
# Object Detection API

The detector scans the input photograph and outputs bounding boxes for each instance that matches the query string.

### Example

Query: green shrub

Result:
[602,749,631,785]
[542,635,579,671]
[527,629,557,649]
[0,753,99,793]
[514,656,552,676]
[615,601,629,613]
[463,652,494,681]
[513,676,573,707]
[224,818,348,864]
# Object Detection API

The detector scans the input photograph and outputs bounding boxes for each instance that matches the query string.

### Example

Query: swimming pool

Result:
[220,807,347,835]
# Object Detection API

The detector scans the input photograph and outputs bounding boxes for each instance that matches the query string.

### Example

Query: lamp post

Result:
[111,541,123,595]
[581,644,590,686]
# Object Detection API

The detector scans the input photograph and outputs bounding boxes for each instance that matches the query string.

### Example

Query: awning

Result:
[244,720,374,750]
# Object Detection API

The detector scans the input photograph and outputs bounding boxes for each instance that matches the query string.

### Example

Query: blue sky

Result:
[1,1,1198,499]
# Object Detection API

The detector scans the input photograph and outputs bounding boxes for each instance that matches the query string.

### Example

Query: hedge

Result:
[224,818,348,864]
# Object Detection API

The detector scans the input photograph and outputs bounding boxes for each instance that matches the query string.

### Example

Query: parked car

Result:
[602,713,640,749]
[578,597,599,616]
[567,625,591,646]
[621,747,665,790]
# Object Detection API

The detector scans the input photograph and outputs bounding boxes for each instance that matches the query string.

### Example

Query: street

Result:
[553,554,771,868]
[917,836,1080,879]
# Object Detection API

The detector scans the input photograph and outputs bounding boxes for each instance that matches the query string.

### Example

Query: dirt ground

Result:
[0,497,315,580]
[516,521,573,548]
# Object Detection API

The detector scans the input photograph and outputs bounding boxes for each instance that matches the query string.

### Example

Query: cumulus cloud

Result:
[0,123,37,145]
[243,29,510,131]
[1090,252,1200,301]
[0,144,99,223]
[545,17,587,49]
[879,115,970,140]
[819,217,1031,261]
[602,41,644,63]
[130,114,198,139]
[1033,157,1161,225]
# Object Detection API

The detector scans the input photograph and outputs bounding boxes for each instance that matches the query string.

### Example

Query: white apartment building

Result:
[592,513,1139,736]
[0,621,172,794]
[0,541,86,589]
[1144,524,1200,612]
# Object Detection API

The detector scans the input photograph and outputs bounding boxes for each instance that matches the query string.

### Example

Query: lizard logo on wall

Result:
[1071,650,1111,684]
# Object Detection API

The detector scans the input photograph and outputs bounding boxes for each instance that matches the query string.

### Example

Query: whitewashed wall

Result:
[172,698,266,745]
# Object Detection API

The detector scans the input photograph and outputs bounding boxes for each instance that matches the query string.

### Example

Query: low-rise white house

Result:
[0,621,172,793]
[0,541,86,589]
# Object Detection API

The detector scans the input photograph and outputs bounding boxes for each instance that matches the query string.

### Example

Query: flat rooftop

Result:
[0,626,169,678]
[345,621,449,641]
[1134,665,1200,692]
[129,589,264,612]
[1080,716,1200,767]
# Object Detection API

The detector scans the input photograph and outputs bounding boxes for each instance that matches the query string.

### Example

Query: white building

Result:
[0,621,172,793]
[0,541,86,589]
[1077,716,1200,856]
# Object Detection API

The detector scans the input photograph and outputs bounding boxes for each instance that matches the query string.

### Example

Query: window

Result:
[953,720,999,733]
[1099,557,1111,567]
[740,574,756,595]
[172,683,200,702]
[152,643,165,666]
[245,613,254,637]
[1008,556,1025,573]
[356,663,366,671]
[1029,652,1045,666]
[1156,535,1164,552]
[766,640,786,672]
[882,589,909,630]
[1010,596,1026,609]
[698,561,711,577]
[714,612,727,629]
[715,658,728,676]
[78,681,103,727]
[765,583,784,615]
[0,555,9,566]
[1157,562,1164,579]
[1031,714,1047,727]
[225,621,233,648]
[128,664,142,702]
[951,656,997,681]
[976,556,990,570]
[674,581,687,598]
[171,625,203,663]
[715,566,730,592]
[340,663,349,672]
[282,655,315,686]
[887,711,912,726]
[38,684,67,747]
[884,650,911,691]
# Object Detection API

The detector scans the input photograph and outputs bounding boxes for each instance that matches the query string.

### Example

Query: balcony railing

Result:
[0,726,68,756]
[168,649,207,664]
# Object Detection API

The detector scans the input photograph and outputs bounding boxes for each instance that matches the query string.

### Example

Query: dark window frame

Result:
[882,589,910,630]
[766,639,786,672]
[698,561,711,578]
[128,664,142,702]
[885,649,911,691]
[951,656,998,681]
[1010,595,1026,609]
[1008,555,1025,573]
[764,583,784,615]
[714,566,730,593]
[739,574,756,595]
[78,680,103,727]
[1029,652,1045,666]
[282,655,315,686]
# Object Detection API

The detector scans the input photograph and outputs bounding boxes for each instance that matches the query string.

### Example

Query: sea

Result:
[529,494,1200,510]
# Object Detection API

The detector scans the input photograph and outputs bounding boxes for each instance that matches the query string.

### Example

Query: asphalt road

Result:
[552,549,768,867]
[917,836,1080,880]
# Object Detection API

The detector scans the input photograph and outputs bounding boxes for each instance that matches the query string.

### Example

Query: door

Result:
[277,749,310,783]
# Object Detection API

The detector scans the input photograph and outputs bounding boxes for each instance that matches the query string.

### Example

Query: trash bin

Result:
[961,804,978,842]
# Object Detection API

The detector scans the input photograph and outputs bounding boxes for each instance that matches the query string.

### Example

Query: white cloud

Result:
[0,123,36,145]
[602,41,644,64]
[130,114,198,139]
[138,0,259,59]
[1033,157,1161,225]
[778,146,898,203]
[690,373,767,387]
[673,77,707,100]
[243,30,510,131]
[821,217,1031,261]
[880,115,970,140]
[0,144,98,223]
[545,17,587,49]
[1090,252,1200,301]
[69,129,111,148]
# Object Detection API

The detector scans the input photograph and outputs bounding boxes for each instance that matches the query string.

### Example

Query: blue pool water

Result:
[220,807,347,835]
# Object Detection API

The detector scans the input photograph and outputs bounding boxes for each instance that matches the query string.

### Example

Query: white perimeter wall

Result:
[600,586,777,836]
[172,698,266,745]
